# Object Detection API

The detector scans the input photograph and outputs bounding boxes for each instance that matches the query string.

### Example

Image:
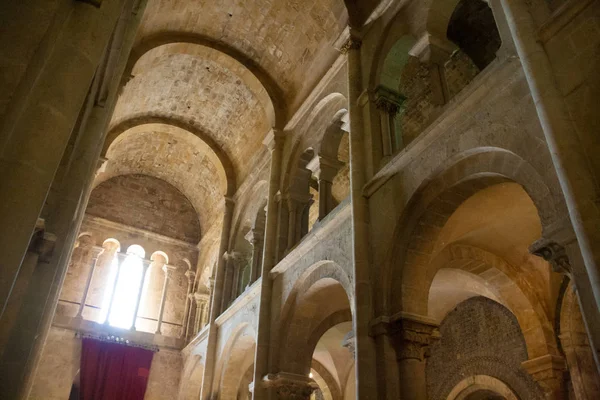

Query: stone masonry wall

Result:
[426,296,544,400]
[87,174,201,244]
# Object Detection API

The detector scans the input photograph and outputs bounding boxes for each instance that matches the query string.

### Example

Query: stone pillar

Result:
[155,264,176,335]
[263,372,318,400]
[501,0,600,323]
[409,33,455,105]
[0,0,132,321]
[0,3,148,397]
[522,355,567,400]
[372,87,405,157]
[221,251,243,310]
[252,129,285,400]
[130,259,151,331]
[342,31,380,399]
[75,246,104,319]
[531,236,600,373]
[200,197,235,400]
[181,270,195,338]
[388,314,440,400]
[193,293,209,334]
[307,156,343,221]
[245,228,264,284]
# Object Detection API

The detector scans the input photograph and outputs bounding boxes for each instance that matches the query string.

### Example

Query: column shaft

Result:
[252,130,285,400]
[200,198,235,400]
[76,247,103,319]
[345,33,379,399]
[501,0,600,315]
[155,265,175,335]
[130,261,150,330]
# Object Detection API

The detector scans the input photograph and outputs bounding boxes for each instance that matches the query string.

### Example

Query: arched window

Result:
[100,244,145,329]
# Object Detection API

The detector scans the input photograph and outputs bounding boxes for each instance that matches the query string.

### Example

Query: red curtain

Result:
[80,338,154,400]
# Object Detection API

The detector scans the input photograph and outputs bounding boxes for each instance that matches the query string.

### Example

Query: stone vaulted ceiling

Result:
[100,0,349,240]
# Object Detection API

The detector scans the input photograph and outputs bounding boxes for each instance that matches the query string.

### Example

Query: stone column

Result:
[372,87,405,157]
[388,314,440,400]
[155,264,176,335]
[531,236,600,372]
[0,0,133,320]
[200,197,235,400]
[252,129,285,400]
[521,355,567,400]
[245,228,264,284]
[501,0,600,323]
[263,372,318,400]
[181,270,196,339]
[221,251,243,310]
[0,2,148,397]
[342,31,380,399]
[75,246,104,319]
[307,155,343,221]
[130,259,151,331]
[193,293,209,334]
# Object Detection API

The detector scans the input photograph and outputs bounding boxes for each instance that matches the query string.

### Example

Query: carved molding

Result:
[263,372,318,400]
[530,239,571,277]
[388,314,440,361]
[342,330,356,359]
[339,37,362,54]
[372,85,406,116]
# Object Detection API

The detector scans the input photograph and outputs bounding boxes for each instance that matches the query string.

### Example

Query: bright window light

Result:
[100,245,145,329]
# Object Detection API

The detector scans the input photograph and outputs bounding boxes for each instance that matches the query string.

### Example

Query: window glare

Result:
[100,246,145,329]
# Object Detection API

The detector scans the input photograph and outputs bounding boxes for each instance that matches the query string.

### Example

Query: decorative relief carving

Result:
[340,37,362,54]
[263,372,318,400]
[530,239,571,277]
[389,315,441,361]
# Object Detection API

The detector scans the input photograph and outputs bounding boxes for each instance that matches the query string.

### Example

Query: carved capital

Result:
[342,330,356,359]
[389,314,440,361]
[28,219,57,263]
[184,270,196,281]
[340,37,362,54]
[372,86,406,116]
[263,373,317,400]
[530,239,571,276]
[162,264,177,277]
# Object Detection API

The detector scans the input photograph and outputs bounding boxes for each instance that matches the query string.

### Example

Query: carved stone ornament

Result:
[263,372,318,400]
[372,85,406,116]
[530,239,571,277]
[389,315,441,361]
[339,37,362,54]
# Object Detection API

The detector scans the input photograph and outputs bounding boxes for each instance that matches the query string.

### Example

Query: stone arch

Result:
[427,297,546,400]
[103,119,234,196]
[278,262,353,375]
[311,358,343,400]
[124,33,286,128]
[559,282,600,399]
[179,355,205,400]
[283,92,348,191]
[385,147,556,315]
[446,375,519,400]
[213,323,256,399]
[426,245,558,358]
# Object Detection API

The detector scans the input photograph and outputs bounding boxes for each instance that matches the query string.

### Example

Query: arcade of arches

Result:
[1,0,599,399]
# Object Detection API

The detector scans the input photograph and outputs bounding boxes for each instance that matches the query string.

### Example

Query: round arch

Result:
[103,119,234,196]
[426,244,557,358]
[213,323,257,399]
[447,375,519,400]
[384,147,556,315]
[278,261,353,375]
[124,33,286,128]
